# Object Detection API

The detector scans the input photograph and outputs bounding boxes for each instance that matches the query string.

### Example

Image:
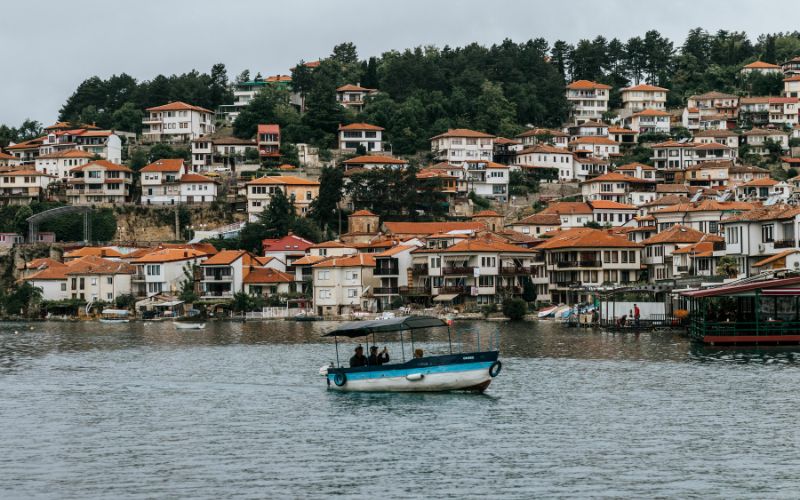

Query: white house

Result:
[335,84,377,111]
[38,127,123,164]
[431,129,494,166]
[741,61,782,76]
[200,250,269,300]
[620,84,668,115]
[67,160,133,205]
[742,128,789,155]
[784,75,800,98]
[463,160,509,201]
[565,80,611,123]
[245,175,320,222]
[142,101,215,143]
[312,253,378,316]
[768,97,799,127]
[191,136,257,172]
[140,158,185,205]
[35,149,93,180]
[623,109,671,134]
[341,155,407,172]
[338,123,384,152]
[0,170,54,205]
[131,247,212,297]
[25,256,134,303]
[514,144,575,181]
[568,136,620,159]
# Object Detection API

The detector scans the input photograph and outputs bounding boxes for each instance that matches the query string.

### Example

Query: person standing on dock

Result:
[634,304,641,328]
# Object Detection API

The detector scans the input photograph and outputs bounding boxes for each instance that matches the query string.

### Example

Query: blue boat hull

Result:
[326,351,500,392]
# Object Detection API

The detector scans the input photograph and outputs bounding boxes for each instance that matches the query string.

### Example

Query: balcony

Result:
[399,286,430,296]
[499,266,534,276]
[773,239,796,249]
[201,291,233,299]
[677,265,690,273]
[497,286,523,294]
[142,116,162,124]
[202,274,233,282]
[132,273,146,282]
[556,260,601,268]
[374,267,399,276]
[442,266,476,276]
[373,287,399,295]
[438,286,468,294]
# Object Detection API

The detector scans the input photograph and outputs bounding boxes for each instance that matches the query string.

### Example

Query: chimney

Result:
[184,251,188,257]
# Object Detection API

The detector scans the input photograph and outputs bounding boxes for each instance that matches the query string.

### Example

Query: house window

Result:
[347,289,358,298]
[762,224,774,243]
[61,283,67,291]
[478,276,494,287]
[318,270,330,280]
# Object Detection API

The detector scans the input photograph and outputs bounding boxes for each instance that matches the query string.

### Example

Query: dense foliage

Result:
[0,203,117,242]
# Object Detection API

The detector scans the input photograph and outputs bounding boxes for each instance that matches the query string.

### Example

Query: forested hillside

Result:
[5,29,800,154]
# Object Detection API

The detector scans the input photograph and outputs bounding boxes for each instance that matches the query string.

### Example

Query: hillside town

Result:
[5,43,800,320]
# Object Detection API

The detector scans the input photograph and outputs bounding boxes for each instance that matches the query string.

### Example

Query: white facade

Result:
[338,124,384,152]
[431,129,494,166]
[142,102,215,143]
[620,85,668,114]
[565,80,610,123]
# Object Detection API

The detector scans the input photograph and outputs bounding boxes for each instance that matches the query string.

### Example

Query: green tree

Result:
[308,166,344,232]
[239,223,271,253]
[717,256,739,279]
[178,263,199,303]
[111,102,144,133]
[233,86,291,139]
[258,189,295,237]
[5,282,43,317]
[502,298,528,321]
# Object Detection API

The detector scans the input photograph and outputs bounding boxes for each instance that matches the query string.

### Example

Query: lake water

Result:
[2,320,800,499]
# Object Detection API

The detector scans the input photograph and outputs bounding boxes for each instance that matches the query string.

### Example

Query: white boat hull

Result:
[327,362,495,393]
[173,322,206,330]
[99,319,129,323]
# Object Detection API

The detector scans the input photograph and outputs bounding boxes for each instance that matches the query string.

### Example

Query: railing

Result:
[438,286,467,294]
[442,266,475,276]
[713,241,726,251]
[773,239,795,249]
[553,281,581,288]
[201,291,233,298]
[499,266,534,275]
[556,260,601,268]
[373,287,399,295]
[411,265,429,276]
[131,273,146,281]
[496,286,523,294]
[689,319,800,340]
[399,286,430,296]
[202,275,233,282]
[677,265,689,272]
[374,267,399,276]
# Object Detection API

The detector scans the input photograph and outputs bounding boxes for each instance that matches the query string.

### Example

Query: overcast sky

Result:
[2,0,798,126]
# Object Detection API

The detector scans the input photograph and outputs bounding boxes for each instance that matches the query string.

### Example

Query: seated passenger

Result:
[349,345,367,367]
[368,345,390,366]
[414,348,424,359]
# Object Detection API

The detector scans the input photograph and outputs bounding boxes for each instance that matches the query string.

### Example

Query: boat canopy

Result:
[323,316,447,338]
[679,275,800,298]
[101,309,129,315]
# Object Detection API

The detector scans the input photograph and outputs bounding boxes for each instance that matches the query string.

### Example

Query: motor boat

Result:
[321,316,501,393]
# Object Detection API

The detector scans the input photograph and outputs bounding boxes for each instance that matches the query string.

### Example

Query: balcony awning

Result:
[433,293,459,302]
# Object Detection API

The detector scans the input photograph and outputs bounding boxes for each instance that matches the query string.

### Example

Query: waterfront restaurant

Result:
[681,275,800,345]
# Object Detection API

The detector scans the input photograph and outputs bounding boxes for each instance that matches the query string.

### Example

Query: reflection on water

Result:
[3,320,800,498]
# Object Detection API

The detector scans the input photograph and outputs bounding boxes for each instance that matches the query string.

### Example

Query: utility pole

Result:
[175,205,180,240]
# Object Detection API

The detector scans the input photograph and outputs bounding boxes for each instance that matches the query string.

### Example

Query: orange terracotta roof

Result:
[373,245,416,257]
[518,144,572,155]
[383,221,485,235]
[351,209,377,216]
[180,173,216,183]
[336,84,375,92]
[615,162,656,171]
[540,202,592,215]
[310,240,351,249]
[508,213,562,226]
[631,109,671,117]
[566,80,611,90]
[201,250,248,266]
[640,224,723,245]
[25,258,66,270]
[338,123,384,131]
[569,136,619,146]
[535,228,641,249]
[71,160,131,173]
[652,200,755,214]
[246,175,319,186]
[653,140,695,148]
[581,172,653,184]
[472,210,502,217]
[413,237,535,254]
[65,246,123,259]
[343,155,406,165]
[141,158,184,172]
[744,61,781,69]
[243,267,294,284]
[132,248,209,263]
[312,254,376,268]
[430,129,495,140]
[623,84,669,92]
[589,200,637,210]
[671,241,715,258]
[517,128,569,138]
[146,101,213,114]
[36,149,94,160]
[293,255,329,266]
[754,249,799,267]
[2,170,51,177]
[64,255,135,275]
[738,178,778,187]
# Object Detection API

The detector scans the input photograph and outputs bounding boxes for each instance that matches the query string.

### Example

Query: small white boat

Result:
[537,305,559,319]
[100,309,130,323]
[173,322,206,330]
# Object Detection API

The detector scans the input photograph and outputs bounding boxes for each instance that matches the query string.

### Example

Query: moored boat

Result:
[537,305,559,319]
[173,322,206,330]
[99,309,130,323]
[322,316,501,393]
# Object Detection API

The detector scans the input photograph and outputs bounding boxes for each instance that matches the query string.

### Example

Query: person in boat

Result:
[350,345,367,367]
[616,314,627,328]
[368,345,390,366]
[414,348,424,359]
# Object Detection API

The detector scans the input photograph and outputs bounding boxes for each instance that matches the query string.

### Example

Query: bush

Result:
[480,304,495,318]
[502,298,527,321]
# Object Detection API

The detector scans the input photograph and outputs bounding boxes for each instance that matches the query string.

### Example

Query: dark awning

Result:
[323,315,447,338]
[680,276,800,298]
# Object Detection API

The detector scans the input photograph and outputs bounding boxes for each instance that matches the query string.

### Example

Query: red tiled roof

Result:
[640,224,723,245]
[338,123,384,131]
[623,84,668,92]
[744,61,781,69]
[246,175,319,186]
[535,228,641,249]
[589,200,637,210]
[336,84,375,92]
[566,80,611,90]
[37,149,94,160]
[141,158,184,172]
[71,160,131,173]
[257,124,280,135]
[430,129,495,140]
[146,101,213,114]
[342,155,406,165]
[383,221,485,235]
[180,173,216,183]
[262,234,314,253]
[243,267,294,284]
[312,254,376,268]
